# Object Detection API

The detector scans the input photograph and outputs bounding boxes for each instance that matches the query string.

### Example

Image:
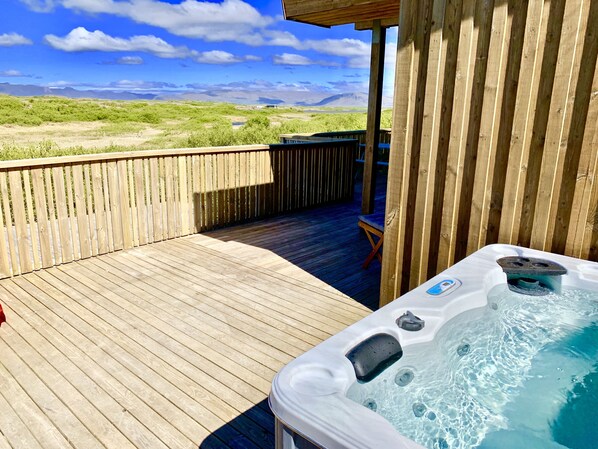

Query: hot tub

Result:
[269,245,598,449]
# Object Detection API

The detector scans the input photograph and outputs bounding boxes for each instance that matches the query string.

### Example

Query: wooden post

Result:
[362,20,386,214]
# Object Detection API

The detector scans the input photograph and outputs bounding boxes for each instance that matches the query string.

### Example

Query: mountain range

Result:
[0,83,383,107]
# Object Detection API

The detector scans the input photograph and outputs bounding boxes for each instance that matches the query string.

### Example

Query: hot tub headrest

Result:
[346,333,403,383]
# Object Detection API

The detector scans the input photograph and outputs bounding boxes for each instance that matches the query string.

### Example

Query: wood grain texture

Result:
[72,165,92,259]
[22,170,41,270]
[380,0,420,305]
[437,0,478,272]
[52,166,73,264]
[31,169,52,269]
[8,171,32,274]
[531,0,591,250]
[282,0,400,27]
[410,0,447,286]
[466,0,510,254]
[381,0,598,305]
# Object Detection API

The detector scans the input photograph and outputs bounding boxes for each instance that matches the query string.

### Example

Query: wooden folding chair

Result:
[358,212,385,269]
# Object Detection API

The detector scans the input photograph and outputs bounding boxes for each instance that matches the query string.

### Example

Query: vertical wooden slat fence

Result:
[381,0,598,305]
[0,141,355,279]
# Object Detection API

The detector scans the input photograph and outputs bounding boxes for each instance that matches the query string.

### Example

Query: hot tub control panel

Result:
[426,278,461,297]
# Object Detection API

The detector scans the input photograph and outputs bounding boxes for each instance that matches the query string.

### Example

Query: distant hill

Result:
[0,82,389,107]
[311,93,369,107]
[0,83,156,101]
[161,88,331,106]
[0,83,53,97]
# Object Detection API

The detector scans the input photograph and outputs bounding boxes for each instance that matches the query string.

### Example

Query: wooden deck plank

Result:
[35,268,269,426]
[0,360,70,449]
[57,262,275,395]
[2,327,137,449]
[0,431,13,449]
[12,273,252,449]
[86,256,291,367]
[95,250,318,355]
[1,295,167,449]
[0,283,197,449]
[0,385,44,449]
[0,183,382,449]
[0,337,104,449]
[144,241,361,329]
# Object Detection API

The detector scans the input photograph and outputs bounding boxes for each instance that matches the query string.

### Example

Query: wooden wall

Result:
[0,142,355,278]
[381,0,598,305]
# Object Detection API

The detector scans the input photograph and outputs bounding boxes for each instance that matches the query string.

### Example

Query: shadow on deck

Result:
[201,174,388,311]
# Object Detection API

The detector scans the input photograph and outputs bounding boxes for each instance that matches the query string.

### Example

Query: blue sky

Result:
[0,0,397,98]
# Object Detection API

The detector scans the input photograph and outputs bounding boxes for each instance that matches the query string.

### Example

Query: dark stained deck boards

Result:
[201,177,387,310]
[0,177,386,449]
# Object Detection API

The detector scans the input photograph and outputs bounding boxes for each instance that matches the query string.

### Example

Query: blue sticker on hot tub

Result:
[427,279,459,296]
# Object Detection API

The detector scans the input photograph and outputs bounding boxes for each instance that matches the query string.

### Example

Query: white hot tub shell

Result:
[268,244,598,449]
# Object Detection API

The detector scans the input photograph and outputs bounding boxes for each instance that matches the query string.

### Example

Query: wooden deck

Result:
[0,179,386,449]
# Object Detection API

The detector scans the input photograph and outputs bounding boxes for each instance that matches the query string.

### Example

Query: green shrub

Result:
[244,116,270,128]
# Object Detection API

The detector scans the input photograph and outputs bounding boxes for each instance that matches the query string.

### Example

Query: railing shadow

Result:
[200,169,388,312]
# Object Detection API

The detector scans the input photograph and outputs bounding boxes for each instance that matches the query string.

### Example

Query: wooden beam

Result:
[362,21,386,215]
[284,0,392,18]
[282,0,400,28]
[355,17,399,31]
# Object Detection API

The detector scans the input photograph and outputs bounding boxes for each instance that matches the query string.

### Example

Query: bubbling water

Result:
[346,286,598,449]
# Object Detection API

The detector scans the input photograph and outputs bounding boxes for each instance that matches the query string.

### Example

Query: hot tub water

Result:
[346,286,598,449]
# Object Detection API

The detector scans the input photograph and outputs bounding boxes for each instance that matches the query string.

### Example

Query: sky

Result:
[0,0,397,98]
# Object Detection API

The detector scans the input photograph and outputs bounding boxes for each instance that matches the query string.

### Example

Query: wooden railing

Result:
[280,129,392,146]
[0,141,356,278]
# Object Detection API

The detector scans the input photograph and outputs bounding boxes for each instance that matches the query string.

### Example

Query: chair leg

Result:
[363,234,384,269]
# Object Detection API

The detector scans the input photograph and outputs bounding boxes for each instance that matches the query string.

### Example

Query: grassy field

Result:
[0,95,392,161]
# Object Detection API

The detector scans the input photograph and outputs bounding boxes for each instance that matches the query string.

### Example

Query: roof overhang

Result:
[281,0,400,29]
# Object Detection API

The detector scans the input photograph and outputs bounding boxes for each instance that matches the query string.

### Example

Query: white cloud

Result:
[20,0,375,59]
[304,38,370,57]
[28,0,274,45]
[194,51,261,64]
[346,42,398,68]
[273,53,314,66]
[18,0,56,12]
[0,33,33,47]
[45,27,259,65]
[273,53,339,67]
[0,70,26,77]
[45,27,191,58]
[45,79,180,91]
[108,80,178,90]
[46,80,75,87]
[268,35,380,69]
[263,30,303,48]
[116,56,144,65]
[194,50,241,64]
[186,79,332,94]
